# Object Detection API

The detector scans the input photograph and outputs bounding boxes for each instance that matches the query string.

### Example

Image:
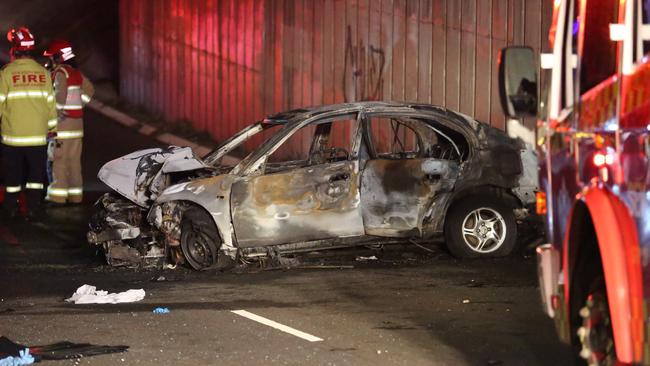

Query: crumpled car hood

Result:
[98,146,209,207]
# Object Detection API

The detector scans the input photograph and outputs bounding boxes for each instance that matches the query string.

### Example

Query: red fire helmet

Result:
[43,39,75,62]
[7,26,35,51]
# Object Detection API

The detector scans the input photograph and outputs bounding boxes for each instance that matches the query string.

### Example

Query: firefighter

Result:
[43,40,94,204]
[0,27,57,220]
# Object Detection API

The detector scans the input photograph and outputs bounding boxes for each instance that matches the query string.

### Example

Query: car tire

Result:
[444,195,517,258]
[180,206,221,270]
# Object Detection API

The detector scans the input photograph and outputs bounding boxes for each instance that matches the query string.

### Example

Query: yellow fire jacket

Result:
[0,58,57,147]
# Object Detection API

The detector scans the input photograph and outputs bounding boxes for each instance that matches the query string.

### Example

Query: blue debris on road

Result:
[152,307,170,314]
[0,348,34,366]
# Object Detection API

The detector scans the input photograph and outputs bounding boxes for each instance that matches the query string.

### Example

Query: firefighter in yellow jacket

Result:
[43,40,94,204]
[0,27,57,219]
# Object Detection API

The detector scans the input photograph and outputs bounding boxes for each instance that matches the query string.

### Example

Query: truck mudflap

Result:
[536,243,561,318]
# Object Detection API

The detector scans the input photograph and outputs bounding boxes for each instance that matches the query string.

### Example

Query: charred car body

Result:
[88,102,537,270]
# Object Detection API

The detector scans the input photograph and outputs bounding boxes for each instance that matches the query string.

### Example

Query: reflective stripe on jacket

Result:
[53,65,93,120]
[0,58,57,146]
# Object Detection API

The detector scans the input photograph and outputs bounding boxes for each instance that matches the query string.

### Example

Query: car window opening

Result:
[368,115,468,162]
[263,115,359,174]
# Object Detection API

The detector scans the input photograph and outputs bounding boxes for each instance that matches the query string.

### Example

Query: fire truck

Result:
[499,0,650,364]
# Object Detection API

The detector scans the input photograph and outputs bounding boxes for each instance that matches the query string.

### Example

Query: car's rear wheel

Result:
[577,277,616,366]
[180,206,221,270]
[444,196,517,258]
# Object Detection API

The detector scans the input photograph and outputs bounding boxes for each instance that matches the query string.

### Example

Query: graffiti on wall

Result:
[343,25,386,102]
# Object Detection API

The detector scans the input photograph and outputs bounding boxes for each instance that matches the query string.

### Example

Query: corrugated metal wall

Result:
[120,0,552,144]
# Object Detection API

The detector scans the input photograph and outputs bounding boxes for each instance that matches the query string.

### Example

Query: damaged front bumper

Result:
[87,193,164,268]
[87,227,141,244]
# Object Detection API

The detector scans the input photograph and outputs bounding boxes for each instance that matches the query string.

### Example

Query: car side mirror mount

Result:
[498,46,538,119]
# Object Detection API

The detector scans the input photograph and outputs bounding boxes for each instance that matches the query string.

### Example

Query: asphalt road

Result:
[0,110,575,365]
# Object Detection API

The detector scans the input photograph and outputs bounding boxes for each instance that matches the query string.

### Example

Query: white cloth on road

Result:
[65,284,145,304]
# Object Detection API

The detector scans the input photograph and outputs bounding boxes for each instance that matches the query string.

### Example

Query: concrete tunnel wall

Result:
[119,0,552,147]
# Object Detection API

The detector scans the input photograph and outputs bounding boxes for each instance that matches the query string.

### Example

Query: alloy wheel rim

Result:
[461,207,507,253]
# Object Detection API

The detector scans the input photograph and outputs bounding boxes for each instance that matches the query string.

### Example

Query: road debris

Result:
[65,284,145,304]
[408,239,437,253]
[0,348,33,366]
[263,264,355,271]
[462,299,471,304]
[355,255,378,261]
[152,307,170,314]
[0,337,128,362]
[297,265,355,270]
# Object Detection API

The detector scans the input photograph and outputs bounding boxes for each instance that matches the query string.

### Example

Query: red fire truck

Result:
[499,0,650,364]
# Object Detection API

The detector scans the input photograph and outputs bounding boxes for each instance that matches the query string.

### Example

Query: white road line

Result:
[231,310,323,342]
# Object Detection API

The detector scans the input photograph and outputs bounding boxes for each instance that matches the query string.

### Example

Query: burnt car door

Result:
[230,113,365,247]
[360,114,462,237]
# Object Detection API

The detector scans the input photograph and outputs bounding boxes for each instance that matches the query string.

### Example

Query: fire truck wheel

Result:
[577,277,616,365]
[444,196,517,258]
[180,206,221,270]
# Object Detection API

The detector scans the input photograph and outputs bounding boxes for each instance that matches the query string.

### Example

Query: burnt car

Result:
[88,102,537,270]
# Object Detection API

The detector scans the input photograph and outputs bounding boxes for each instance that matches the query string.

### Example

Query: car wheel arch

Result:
[421,185,520,235]
[150,198,232,253]
[181,200,224,240]
[445,185,521,214]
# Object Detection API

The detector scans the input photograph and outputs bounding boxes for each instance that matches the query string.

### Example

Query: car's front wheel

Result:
[444,196,517,258]
[180,206,221,270]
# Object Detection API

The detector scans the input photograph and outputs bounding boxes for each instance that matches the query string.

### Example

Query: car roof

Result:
[263,101,483,131]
